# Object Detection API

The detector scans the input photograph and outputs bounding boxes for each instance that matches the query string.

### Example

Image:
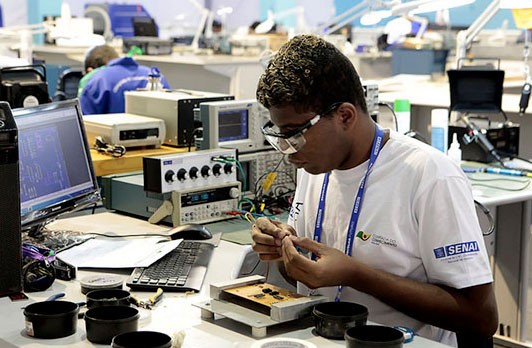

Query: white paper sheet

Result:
[57,237,182,268]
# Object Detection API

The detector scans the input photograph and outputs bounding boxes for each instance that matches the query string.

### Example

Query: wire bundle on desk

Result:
[248,155,295,216]
[211,154,295,218]
[93,136,126,158]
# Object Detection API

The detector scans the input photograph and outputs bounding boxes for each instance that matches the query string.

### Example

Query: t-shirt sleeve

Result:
[414,175,493,289]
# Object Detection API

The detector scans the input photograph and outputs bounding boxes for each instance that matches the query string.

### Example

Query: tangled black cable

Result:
[93,136,126,157]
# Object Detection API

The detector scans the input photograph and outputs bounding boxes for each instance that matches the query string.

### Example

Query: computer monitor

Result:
[13,99,100,235]
[197,99,271,153]
[132,17,158,37]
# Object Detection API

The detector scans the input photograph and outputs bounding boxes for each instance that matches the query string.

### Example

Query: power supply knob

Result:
[201,165,211,178]
[212,163,222,176]
[189,166,199,180]
[177,168,188,182]
[229,187,240,199]
[223,163,233,174]
[164,170,175,183]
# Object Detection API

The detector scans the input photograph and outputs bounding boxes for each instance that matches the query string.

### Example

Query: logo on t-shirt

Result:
[355,231,397,248]
[433,241,480,259]
[289,202,303,221]
[356,231,372,241]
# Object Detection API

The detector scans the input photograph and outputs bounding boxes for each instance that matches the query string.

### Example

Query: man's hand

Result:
[251,217,294,261]
[281,236,354,289]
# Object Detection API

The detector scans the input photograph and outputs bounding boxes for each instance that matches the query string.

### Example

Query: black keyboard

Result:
[126,241,214,292]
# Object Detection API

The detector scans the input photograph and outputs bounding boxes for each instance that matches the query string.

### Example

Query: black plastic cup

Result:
[86,289,132,309]
[312,301,369,339]
[111,331,173,348]
[345,325,404,348]
[23,300,79,339]
[85,305,140,344]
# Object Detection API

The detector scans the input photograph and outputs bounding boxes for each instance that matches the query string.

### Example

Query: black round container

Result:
[86,289,131,309]
[23,300,79,339]
[345,325,404,348]
[312,301,368,339]
[85,305,140,344]
[111,331,173,348]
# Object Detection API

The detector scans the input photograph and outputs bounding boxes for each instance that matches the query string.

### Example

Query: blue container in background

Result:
[392,48,449,76]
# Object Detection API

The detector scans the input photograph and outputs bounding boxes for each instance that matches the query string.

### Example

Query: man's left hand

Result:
[281,236,354,289]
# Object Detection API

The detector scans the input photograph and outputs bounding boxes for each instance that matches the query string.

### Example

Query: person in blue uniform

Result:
[79,45,171,115]
[78,44,119,96]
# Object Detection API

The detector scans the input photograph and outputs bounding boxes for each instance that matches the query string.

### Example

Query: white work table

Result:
[463,169,532,347]
[0,212,451,348]
[31,45,264,100]
[377,76,532,159]
[32,45,393,101]
[135,53,265,100]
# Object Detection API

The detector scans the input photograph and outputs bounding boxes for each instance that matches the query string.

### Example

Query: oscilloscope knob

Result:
[223,163,233,174]
[229,187,240,199]
[177,168,188,182]
[212,163,222,176]
[201,165,211,178]
[189,166,199,180]
[164,170,175,183]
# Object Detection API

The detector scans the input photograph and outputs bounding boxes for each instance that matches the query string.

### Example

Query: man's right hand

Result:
[251,217,294,261]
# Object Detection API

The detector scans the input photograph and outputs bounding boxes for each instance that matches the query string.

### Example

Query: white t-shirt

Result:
[287,131,493,346]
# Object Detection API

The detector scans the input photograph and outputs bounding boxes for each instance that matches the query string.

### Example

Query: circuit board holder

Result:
[195,275,327,338]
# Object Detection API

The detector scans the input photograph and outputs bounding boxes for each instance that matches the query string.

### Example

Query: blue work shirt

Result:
[79,57,171,115]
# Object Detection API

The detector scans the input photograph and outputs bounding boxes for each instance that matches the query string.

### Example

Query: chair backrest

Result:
[54,68,83,101]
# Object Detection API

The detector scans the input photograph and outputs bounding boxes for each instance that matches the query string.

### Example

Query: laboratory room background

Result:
[0,1,531,348]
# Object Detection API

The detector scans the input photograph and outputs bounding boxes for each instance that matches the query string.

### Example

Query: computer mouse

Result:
[169,224,212,240]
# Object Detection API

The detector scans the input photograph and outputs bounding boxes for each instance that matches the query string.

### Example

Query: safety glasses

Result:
[261,102,343,154]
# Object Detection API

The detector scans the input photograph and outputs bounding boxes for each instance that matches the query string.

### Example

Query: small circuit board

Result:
[223,282,303,308]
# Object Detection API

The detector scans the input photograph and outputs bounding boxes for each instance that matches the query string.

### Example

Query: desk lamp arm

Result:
[315,0,372,35]
[455,0,501,68]
[188,0,212,51]
[0,22,53,64]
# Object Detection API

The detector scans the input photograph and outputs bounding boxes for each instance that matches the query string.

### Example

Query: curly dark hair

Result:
[256,34,368,115]
[84,45,119,72]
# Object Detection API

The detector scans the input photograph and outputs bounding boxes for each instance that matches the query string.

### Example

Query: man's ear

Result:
[337,103,357,126]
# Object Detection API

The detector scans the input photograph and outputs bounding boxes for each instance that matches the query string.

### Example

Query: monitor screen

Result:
[13,100,100,234]
[218,108,249,142]
[448,69,504,113]
[132,17,158,37]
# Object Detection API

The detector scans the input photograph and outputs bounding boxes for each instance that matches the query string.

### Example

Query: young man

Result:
[77,44,119,97]
[251,34,497,347]
[78,44,170,115]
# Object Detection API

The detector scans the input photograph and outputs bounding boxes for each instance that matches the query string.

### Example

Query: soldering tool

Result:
[463,167,532,178]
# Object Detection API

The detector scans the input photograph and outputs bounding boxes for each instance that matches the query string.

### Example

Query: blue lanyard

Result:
[312,125,385,301]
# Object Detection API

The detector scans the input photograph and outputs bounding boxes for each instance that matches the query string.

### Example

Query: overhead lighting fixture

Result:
[255,6,306,34]
[500,0,532,9]
[316,0,399,35]
[360,10,392,26]
[392,0,475,15]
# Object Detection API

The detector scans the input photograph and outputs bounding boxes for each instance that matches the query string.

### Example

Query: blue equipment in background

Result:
[84,3,156,39]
